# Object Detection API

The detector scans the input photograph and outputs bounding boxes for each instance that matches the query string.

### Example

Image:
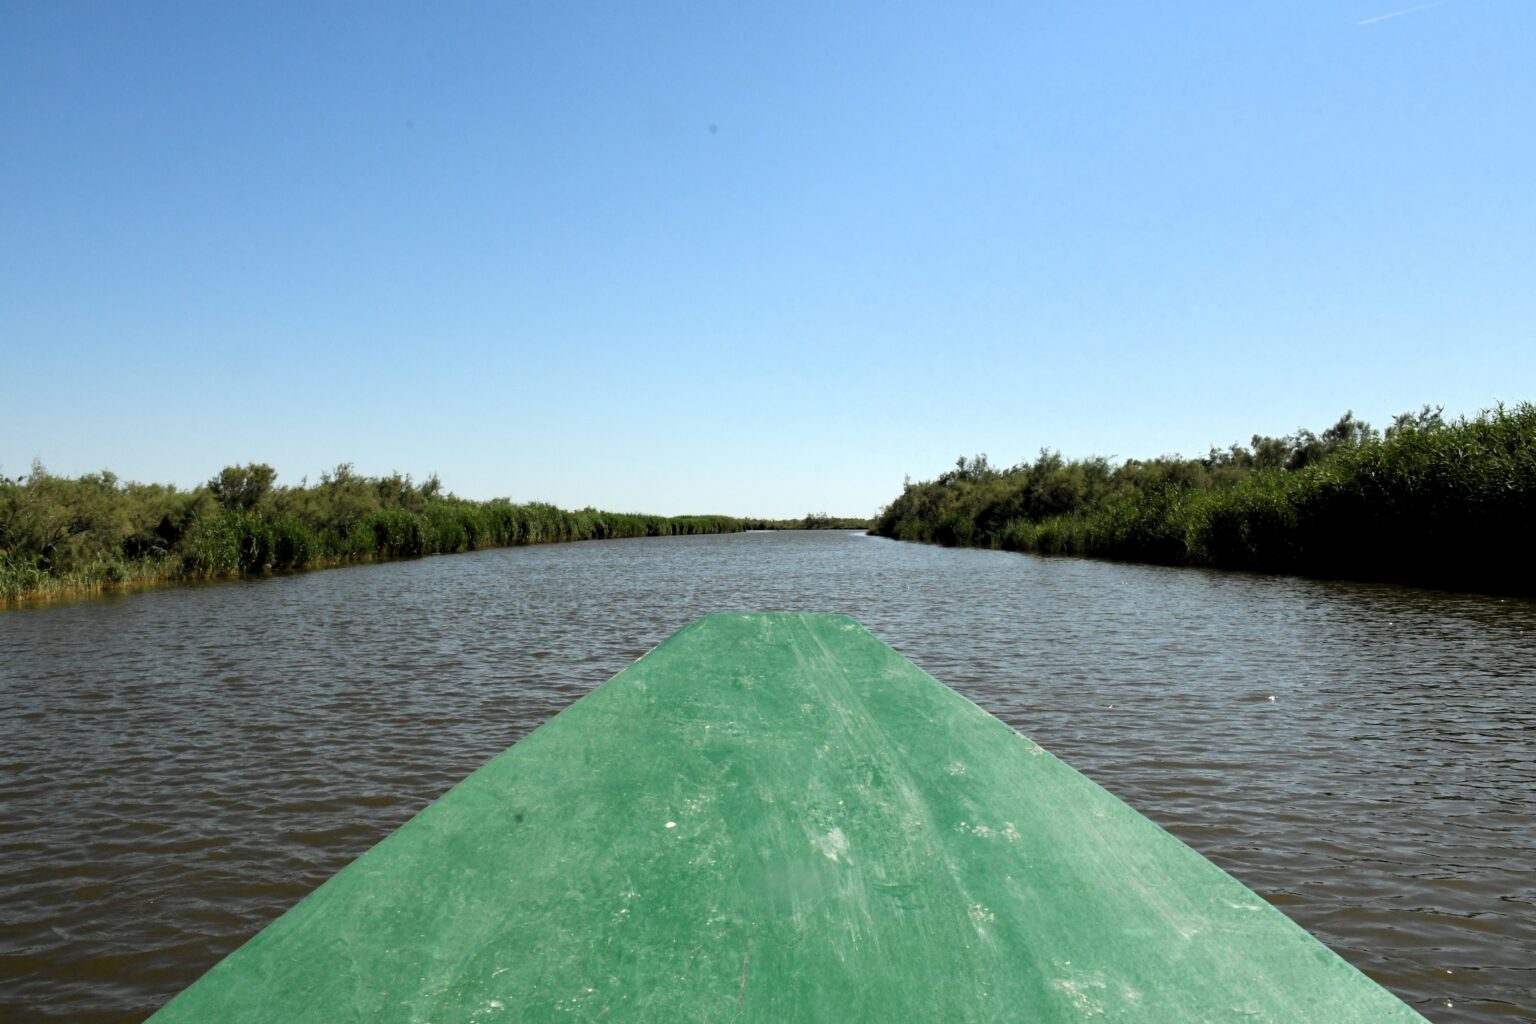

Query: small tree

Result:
[209,464,277,511]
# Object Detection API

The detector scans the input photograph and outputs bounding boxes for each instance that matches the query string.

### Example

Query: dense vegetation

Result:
[798,513,876,530]
[872,404,1535,593]
[0,463,865,603]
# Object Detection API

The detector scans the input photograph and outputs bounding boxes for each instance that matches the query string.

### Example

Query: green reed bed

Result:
[873,403,1535,594]
[0,463,859,604]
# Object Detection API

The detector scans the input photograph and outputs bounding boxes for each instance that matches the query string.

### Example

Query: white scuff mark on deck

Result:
[812,826,851,863]
[1051,968,1109,1017]
[1016,732,1046,755]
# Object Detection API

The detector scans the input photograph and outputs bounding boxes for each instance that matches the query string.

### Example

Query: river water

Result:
[1,530,1532,1022]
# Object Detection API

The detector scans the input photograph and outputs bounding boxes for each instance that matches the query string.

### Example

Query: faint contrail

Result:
[1358,0,1452,25]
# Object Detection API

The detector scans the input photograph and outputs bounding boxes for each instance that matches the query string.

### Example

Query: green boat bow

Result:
[148,612,1426,1022]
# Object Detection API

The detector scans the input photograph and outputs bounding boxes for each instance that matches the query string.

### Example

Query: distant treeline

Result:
[872,403,1535,594]
[0,463,868,603]
[797,513,874,530]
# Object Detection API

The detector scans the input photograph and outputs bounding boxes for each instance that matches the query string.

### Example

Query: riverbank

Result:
[0,463,869,605]
[872,403,1535,595]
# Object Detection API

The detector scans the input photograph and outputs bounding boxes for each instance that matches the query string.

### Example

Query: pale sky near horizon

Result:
[4,2,1532,517]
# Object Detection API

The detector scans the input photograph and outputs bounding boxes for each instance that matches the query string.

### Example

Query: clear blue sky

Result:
[3,1,1532,517]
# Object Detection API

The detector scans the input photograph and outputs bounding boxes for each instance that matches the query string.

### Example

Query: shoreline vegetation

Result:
[0,463,869,605]
[872,403,1535,595]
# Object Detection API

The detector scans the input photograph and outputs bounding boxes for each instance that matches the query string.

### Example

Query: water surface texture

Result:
[2,531,1533,1022]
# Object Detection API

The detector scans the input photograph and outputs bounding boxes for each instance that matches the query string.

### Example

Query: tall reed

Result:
[0,463,865,604]
[872,403,1535,594]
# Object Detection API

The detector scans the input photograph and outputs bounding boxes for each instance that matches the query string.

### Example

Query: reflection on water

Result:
[1,531,1533,1022]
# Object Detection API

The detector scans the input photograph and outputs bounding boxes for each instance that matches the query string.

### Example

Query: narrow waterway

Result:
[2,531,1532,1022]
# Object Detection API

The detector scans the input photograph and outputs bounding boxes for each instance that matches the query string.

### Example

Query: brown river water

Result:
[1,530,1533,1022]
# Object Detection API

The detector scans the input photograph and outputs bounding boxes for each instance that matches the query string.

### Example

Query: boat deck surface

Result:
[149,612,1425,1022]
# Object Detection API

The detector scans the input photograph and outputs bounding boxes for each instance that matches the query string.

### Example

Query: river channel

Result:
[1,530,1532,1021]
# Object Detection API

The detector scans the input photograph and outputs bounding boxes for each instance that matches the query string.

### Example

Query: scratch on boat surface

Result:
[812,827,850,863]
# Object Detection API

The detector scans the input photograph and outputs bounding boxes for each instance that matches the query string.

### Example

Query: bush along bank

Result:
[0,462,860,603]
[871,403,1536,594]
